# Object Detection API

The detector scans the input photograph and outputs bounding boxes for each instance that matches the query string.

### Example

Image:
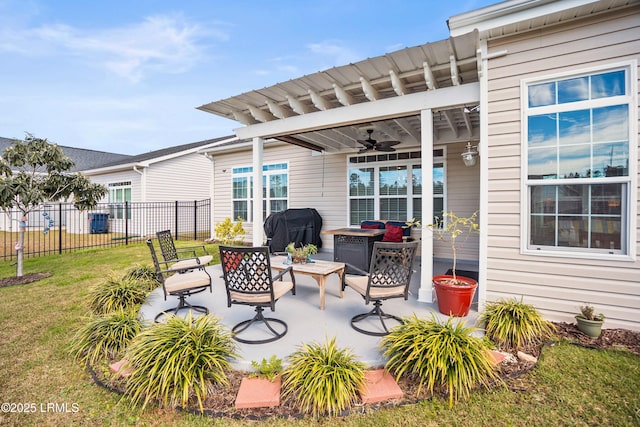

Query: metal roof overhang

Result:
[197,31,482,153]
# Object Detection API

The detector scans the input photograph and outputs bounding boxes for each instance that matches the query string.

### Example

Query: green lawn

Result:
[0,244,638,426]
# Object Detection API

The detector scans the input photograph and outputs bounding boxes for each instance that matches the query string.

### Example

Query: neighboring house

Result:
[0,136,133,230]
[81,135,236,236]
[197,0,639,330]
[0,135,234,236]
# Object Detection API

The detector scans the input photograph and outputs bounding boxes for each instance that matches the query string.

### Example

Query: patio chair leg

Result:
[232,306,288,344]
[154,295,209,323]
[350,301,404,336]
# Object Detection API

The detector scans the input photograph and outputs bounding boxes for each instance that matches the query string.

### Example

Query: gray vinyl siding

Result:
[431,142,480,265]
[485,6,640,330]
[145,153,211,202]
[211,139,483,264]
[212,142,346,249]
[89,170,142,202]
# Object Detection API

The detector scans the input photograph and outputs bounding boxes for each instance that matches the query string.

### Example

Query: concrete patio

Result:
[139,253,480,371]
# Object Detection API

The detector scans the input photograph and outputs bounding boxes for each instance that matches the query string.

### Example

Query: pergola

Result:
[197,30,486,303]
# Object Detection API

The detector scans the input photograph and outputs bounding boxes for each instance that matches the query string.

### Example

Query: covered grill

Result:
[264,208,323,253]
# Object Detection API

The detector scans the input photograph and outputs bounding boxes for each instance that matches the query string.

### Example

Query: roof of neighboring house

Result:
[101,135,235,166]
[0,135,242,174]
[0,136,132,172]
[82,135,238,174]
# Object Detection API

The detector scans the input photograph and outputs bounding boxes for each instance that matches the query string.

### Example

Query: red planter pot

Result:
[433,275,478,317]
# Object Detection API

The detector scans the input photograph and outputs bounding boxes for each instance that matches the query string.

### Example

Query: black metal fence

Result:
[1,199,211,261]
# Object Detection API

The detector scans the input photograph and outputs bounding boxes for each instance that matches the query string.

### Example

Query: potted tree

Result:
[575,304,605,338]
[428,211,479,317]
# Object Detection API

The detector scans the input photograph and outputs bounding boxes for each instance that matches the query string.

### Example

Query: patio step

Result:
[108,359,132,377]
[359,369,403,403]
[235,377,281,409]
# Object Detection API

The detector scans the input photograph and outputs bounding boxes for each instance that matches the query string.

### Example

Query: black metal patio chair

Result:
[342,241,418,336]
[146,239,212,323]
[219,245,296,344]
[155,230,213,270]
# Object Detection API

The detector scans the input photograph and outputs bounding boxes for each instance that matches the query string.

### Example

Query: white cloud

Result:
[2,14,227,83]
[306,40,360,65]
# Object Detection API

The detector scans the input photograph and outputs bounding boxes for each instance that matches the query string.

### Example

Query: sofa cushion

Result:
[361,220,385,229]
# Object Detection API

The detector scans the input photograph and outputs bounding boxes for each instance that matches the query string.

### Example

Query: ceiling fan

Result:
[356,129,401,153]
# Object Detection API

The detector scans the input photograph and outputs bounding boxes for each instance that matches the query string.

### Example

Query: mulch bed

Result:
[0,272,51,288]
[90,321,640,420]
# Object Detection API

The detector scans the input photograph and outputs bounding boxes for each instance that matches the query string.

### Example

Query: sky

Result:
[0,0,498,155]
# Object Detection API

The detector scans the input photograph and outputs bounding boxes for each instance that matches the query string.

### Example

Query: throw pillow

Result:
[382,224,403,242]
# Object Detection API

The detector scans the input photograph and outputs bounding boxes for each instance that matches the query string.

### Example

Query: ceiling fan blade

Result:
[375,145,396,152]
[358,147,371,154]
[376,140,401,147]
[356,139,374,148]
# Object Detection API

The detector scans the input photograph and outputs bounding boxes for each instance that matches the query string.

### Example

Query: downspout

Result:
[133,165,145,235]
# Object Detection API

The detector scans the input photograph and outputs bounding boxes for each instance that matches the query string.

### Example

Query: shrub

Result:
[88,276,150,314]
[214,217,245,245]
[121,264,159,292]
[124,314,237,413]
[69,309,142,366]
[381,314,499,408]
[282,337,365,417]
[479,298,556,350]
[250,355,283,382]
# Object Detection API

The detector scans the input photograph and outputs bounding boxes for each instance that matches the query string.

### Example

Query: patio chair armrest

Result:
[161,257,204,274]
[176,248,198,258]
[273,265,295,295]
[272,266,293,282]
[343,262,369,276]
[180,245,210,255]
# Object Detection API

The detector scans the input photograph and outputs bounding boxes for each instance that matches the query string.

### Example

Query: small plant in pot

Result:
[285,242,318,264]
[575,304,605,338]
[428,211,479,317]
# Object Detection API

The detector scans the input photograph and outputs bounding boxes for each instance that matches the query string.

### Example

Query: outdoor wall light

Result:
[461,142,478,167]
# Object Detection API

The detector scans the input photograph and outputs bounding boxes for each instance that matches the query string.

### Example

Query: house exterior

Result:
[449,0,639,330]
[81,136,236,237]
[198,0,639,330]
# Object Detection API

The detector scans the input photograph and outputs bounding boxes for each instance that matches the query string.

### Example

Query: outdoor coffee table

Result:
[270,256,345,310]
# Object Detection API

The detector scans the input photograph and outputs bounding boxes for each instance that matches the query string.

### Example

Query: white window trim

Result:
[107,181,132,220]
[345,148,446,226]
[232,162,289,224]
[519,60,637,262]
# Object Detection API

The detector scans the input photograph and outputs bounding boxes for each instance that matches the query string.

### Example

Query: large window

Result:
[524,66,633,255]
[232,163,288,222]
[348,150,445,225]
[108,181,131,220]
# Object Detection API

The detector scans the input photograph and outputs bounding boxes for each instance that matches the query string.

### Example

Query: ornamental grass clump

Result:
[69,308,142,366]
[121,264,160,292]
[88,276,151,315]
[124,314,237,413]
[282,337,366,417]
[479,298,556,350]
[381,314,499,408]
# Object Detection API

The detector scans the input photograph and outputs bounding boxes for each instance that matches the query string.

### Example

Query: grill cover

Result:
[264,208,323,252]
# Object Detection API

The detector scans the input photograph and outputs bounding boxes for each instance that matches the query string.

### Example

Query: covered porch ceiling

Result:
[197,31,481,153]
